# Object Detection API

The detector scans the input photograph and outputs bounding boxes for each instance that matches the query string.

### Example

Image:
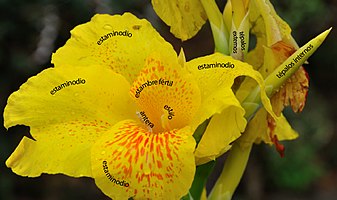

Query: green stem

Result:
[208,143,252,200]
[190,161,216,199]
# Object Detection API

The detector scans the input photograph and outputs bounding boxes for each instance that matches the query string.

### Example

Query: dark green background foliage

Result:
[0,0,336,199]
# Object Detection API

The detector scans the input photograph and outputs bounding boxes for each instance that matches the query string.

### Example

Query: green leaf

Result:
[189,161,216,200]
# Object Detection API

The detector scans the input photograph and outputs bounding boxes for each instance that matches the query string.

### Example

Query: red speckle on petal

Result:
[157,160,162,168]
[270,133,285,158]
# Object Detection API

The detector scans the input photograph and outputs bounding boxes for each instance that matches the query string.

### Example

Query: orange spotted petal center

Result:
[130,55,201,133]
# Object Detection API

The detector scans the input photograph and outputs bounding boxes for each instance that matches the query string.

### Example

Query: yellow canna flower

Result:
[151,0,207,41]
[4,13,274,199]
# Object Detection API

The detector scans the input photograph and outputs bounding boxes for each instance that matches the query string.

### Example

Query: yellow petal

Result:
[6,119,111,177]
[246,0,294,71]
[195,105,246,165]
[91,120,196,199]
[249,0,292,47]
[151,0,207,40]
[267,113,299,142]
[185,53,269,162]
[5,66,136,177]
[130,53,201,133]
[239,109,298,147]
[186,53,267,128]
[52,13,177,83]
